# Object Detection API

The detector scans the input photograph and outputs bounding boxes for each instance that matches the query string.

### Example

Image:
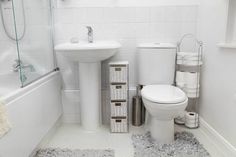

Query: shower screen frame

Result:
[10,0,58,88]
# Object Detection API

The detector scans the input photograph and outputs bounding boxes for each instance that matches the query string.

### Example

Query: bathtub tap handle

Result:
[12,59,22,72]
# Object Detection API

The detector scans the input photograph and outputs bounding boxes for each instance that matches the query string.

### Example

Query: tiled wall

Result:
[0,0,54,79]
[54,5,199,123]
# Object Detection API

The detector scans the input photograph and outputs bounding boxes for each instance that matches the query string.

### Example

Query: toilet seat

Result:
[141,85,187,104]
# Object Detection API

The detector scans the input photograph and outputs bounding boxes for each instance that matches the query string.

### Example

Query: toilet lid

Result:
[141,85,187,104]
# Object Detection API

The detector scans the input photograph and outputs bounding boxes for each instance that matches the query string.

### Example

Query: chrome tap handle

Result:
[86,26,93,33]
[13,59,21,67]
[86,26,93,43]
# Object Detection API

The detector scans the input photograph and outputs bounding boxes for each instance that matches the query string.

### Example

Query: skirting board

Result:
[199,117,236,157]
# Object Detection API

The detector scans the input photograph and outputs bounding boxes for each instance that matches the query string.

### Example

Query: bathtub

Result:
[0,73,21,98]
[0,71,62,157]
[0,72,42,101]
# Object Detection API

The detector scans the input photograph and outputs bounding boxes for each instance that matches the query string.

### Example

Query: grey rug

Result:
[34,148,114,157]
[132,131,211,157]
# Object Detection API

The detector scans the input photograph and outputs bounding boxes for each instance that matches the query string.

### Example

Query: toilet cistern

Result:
[137,43,188,143]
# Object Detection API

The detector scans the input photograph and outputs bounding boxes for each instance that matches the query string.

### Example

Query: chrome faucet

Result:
[13,59,22,72]
[86,26,93,43]
[13,59,35,72]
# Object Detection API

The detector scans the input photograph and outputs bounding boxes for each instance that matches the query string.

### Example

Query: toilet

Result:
[137,43,188,143]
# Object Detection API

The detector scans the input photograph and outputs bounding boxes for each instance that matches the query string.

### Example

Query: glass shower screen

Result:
[12,0,56,86]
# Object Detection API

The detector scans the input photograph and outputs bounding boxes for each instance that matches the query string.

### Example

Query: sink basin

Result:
[55,41,121,62]
[55,40,121,131]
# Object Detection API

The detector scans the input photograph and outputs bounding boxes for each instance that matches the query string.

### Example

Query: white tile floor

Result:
[42,124,223,157]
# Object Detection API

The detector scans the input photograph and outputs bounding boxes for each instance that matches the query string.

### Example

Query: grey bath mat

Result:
[132,131,211,157]
[34,148,114,157]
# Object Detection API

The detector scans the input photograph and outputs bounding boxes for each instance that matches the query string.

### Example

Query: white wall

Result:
[0,0,55,78]
[54,0,236,149]
[198,0,236,148]
[54,3,199,124]
[55,0,199,7]
[0,1,18,75]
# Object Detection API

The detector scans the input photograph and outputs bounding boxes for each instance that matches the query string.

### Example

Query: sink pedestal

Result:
[79,62,101,131]
[55,41,121,131]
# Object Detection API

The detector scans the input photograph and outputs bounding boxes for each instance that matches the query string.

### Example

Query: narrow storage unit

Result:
[109,61,129,133]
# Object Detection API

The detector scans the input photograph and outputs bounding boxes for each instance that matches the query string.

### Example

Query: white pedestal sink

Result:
[55,41,121,131]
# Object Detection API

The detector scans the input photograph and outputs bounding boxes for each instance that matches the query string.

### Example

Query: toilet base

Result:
[150,118,174,143]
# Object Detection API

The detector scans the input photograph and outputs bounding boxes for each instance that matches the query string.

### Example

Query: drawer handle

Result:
[116,86,122,89]
[115,103,122,106]
[115,68,121,71]
[116,119,122,123]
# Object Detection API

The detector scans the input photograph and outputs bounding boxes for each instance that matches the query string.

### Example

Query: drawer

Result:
[110,117,128,133]
[110,84,127,100]
[109,66,128,83]
[111,101,127,117]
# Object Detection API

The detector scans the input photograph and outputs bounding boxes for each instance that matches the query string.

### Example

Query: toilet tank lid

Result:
[141,85,187,104]
[137,43,177,49]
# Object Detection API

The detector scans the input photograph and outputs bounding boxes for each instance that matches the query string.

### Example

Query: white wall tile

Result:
[150,7,165,22]
[135,7,150,23]
[74,8,88,24]
[54,8,75,24]
[54,6,198,90]
[85,8,104,23]
[182,6,198,22]
[62,90,80,123]
[53,6,198,124]
[134,23,150,39]
[103,7,136,23]
[54,24,80,42]
[163,6,183,22]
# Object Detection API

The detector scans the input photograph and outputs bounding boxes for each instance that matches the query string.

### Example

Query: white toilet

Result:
[137,43,188,143]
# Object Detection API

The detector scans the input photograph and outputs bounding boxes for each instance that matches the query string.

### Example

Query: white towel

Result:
[0,100,11,138]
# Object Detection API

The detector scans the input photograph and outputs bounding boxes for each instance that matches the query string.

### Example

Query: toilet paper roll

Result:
[176,83,185,88]
[180,60,203,66]
[177,56,200,61]
[185,112,199,120]
[186,91,200,98]
[176,71,185,83]
[186,72,200,88]
[185,112,199,128]
[177,52,201,60]
[177,52,200,57]
[177,85,200,98]
[186,112,199,120]
[185,122,199,128]
[184,87,200,92]
[177,52,202,66]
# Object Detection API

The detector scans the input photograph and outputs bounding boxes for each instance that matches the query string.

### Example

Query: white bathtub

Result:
[0,73,21,98]
[0,71,62,157]
[0,72,42,101]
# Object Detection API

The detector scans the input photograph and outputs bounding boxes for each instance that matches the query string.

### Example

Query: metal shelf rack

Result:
[175,34,203,128]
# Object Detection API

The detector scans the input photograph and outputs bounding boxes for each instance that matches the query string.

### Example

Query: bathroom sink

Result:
[55,40,121,131]
[55,41,121,62]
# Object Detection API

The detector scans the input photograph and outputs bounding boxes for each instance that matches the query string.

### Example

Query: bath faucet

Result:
[86,26,93,43]
[13,59,22,72]
[13,59,35,72]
